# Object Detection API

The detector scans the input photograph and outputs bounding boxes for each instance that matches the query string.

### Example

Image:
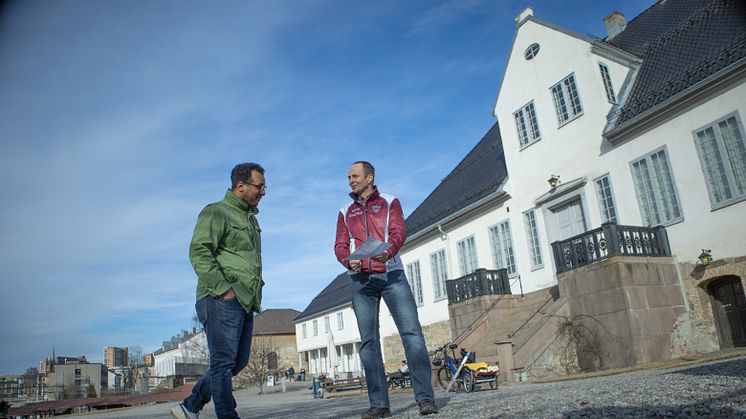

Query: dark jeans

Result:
[350,270,435,408]
[183,296,254,419]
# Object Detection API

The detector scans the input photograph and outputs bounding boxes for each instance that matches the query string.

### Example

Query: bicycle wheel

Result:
[436,366,452,390]
[462,370,475,393]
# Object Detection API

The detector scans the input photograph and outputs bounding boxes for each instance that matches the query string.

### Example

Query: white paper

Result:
[344,237,392,261]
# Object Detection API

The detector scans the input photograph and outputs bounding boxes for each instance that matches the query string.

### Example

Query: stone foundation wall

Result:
[559,256,687,369]
[382,319,451,370]
[673,256,746,354]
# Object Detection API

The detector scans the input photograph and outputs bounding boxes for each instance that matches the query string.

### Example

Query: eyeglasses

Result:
[242,182,267,193]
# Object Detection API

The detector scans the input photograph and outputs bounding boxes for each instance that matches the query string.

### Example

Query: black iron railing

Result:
[445,268,511,304]
[551,222,671,274]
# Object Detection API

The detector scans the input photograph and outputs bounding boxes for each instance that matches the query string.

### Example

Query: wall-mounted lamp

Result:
[697,249,712,266]
[437,225,448,241]
[548,175,561,189]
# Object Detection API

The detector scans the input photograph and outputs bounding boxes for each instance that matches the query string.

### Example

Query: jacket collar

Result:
[350,186,380,205]
[224,189,259,214]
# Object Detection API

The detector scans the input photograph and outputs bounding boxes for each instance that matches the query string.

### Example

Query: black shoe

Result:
[361,406,391,418]
[419,400,439,415]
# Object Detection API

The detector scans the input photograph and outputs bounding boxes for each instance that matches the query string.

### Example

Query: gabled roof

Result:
[254,308,302,335]
[294,272,351,322]
[606,0,746,127]
[405,122,507,238]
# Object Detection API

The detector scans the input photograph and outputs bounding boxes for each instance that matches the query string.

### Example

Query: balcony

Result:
[446,268,511,304]
[551,222,671,274]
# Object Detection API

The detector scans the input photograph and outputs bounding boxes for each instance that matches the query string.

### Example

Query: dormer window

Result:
[524,43,540,60]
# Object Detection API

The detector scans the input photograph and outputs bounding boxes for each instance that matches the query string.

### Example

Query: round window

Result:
[524,43,540,60]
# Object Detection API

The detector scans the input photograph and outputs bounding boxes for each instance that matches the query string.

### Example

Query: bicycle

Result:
[431,342,498,393]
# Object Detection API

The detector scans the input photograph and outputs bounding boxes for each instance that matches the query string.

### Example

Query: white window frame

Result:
[430,249,448,302]
[550,73,583,126]
[594,174,619,223]
[523,209,544,270]
[336,312,344,331]
[324,316,330,334]
[456,236,478,276]
[489,220,517,276]
[693,112,746,209]
[302,323,307,339]
[312,320,318,336]
[406,260,424,306]
[598,63,617,104]
[514,100,541,149]
[630,146,684,226]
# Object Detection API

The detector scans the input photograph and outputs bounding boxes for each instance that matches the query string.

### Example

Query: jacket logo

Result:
[372,205,382,213]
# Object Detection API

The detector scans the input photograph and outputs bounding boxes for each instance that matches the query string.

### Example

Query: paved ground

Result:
[79,353,746,418]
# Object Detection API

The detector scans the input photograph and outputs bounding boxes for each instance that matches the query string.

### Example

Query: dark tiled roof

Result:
[607,0,746,126]
[253,308,302,335]
[405,122,507,237]
[294,272,351,322]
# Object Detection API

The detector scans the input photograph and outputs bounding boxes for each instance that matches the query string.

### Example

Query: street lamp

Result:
[697,249,712,266]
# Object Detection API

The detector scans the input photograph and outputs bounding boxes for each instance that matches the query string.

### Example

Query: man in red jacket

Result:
[335,161,438,418]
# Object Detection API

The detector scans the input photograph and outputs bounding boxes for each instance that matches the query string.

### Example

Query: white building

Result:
[294,273,364,378]
[383,0,746,357]
[153,330,209,386]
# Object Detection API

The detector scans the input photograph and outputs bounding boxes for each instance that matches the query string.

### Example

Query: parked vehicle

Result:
[431,342,498,392]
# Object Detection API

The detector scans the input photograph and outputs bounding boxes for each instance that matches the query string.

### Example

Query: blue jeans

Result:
[183,296,254,419]
[350,270,435,408]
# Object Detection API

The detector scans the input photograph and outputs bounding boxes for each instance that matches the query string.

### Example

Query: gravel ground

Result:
[85,355,746,418]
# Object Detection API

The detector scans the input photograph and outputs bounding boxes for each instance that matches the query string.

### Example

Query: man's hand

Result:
[349,259,362,272]
[220,288,236,300]
[372,251,389,263]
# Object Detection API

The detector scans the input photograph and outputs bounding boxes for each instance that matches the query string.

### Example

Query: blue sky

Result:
[0,0,651,374]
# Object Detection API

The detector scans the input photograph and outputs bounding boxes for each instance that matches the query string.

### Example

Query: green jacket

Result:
[190,190,263,313]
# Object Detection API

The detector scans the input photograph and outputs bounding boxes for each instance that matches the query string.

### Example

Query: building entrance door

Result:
[554,198,587,241]
[709,276,746,347]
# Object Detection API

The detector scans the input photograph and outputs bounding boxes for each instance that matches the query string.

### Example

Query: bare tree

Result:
[126,345,146,393]
[234,339,280,395]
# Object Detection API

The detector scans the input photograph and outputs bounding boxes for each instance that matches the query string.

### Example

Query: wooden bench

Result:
[324,377,366,394]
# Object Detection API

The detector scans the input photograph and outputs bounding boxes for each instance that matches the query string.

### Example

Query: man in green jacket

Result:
[172,162,266,419]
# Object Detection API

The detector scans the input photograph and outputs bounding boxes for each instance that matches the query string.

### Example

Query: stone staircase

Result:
[448,285,567,382]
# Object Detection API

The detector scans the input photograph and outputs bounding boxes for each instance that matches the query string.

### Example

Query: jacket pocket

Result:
[228,224,255,251]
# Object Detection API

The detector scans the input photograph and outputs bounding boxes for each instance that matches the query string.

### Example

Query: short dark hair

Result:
[231,162,265,189]
[353,160,375,180]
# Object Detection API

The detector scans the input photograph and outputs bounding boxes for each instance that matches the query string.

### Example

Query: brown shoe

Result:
[419,400,439,415]
[361,406,391,418]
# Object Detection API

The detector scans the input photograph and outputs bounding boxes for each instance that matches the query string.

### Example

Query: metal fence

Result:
[445,268,511,304]
[551,222,671,274]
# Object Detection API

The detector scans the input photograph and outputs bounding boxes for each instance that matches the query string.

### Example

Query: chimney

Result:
[515,7,534,26]
[604,11,627,39]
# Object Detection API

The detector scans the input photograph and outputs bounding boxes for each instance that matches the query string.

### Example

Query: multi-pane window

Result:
[302,324,307,339]
[312,320,318,336]
[550,73,583,125]
[599,63,617,104]
[631,147,683,226]
[430,249,448,301]
[336,312,344,330]
[457,236,478,276]
[514,101,541,147]
[523,209,543,269]
[694,114,746,208]
[595,175,619,223]
[324,316,330,334]
[489,221,516,276]
[406,261,424,306]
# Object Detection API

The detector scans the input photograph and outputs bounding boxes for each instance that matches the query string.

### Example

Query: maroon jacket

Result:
[334,188,406,274]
